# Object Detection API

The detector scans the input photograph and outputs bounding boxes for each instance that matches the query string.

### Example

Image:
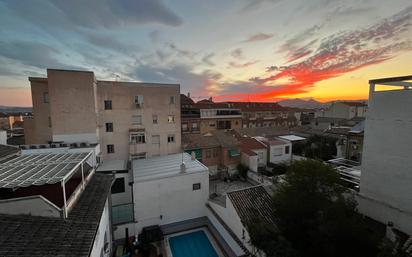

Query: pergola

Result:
[0,151,93,218]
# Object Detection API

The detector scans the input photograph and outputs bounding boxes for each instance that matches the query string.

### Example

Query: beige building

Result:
[24,69,181,161]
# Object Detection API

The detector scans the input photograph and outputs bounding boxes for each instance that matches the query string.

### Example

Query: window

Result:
[112,203,134,225]
[272,148,282,156]
[104,100,112,110]
[48,116,52,128]
[209,122,216,127]
[111,178,125,194]
[152,135,160,144]
[217,120,231,130]
[130,133,145,144]
[107,144,115,154]
[285,146,290,154]
[170,96,175,104]
[167,134,175,143]
[43,92,49,103]
[212,148,218,157]
[152,115,158,124]
[132,115,142,125]
[134,95,144,107]
[131,152,146,160]
[105,122,113,132]
[206,150,211,158]
[258,152,264,161]
[192,122,198,130]
[193,183,201,191]
[182,123,188,132]
[168,115,175,123]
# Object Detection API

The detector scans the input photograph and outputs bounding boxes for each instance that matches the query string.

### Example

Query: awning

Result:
[228,149,240,157]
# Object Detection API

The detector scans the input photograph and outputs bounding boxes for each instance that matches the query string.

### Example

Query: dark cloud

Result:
[168,43,195,58]
[240,0,282,13]
[228,60,259,68]
[3,0,183,29]
[81,31,139,53]
[202,53,215,66]
[0,40,83,71]
[231,48,244,59]
[242,33,274,42]
[129,63,222,96]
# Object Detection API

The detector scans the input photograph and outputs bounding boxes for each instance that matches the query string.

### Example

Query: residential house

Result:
[183,130,241,175]
[239,137,268,172]
[255,137,292,165]
[316,101,367,119]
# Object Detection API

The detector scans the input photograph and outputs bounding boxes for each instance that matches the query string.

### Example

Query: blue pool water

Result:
[169,230,219,257]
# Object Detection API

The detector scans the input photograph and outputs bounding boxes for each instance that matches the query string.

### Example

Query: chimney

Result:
[191,151,196,160]
[187,92,191,98]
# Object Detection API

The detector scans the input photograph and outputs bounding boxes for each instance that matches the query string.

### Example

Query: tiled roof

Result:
[0,173,113,257]
[228,185,276,226]
[183,130,240,149]
[235,127,289,138]
[0,144,20,160]
[239,137,266,156]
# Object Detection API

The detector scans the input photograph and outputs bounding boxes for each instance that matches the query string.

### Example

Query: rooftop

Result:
[235,127,289,138]
[132,152,208,182]
[239,137,267,156]
[0,144,20,160]
[277,135,306,142]
[183,130,240,150]
[0,173,113,257]
[0,152,91,188]
[227,185,276,226]
[96,159,128,172]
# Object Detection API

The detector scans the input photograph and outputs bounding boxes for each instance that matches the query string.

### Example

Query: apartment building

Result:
[24,69,181,161]
[316,101,367,120]
[181,94,200,134]
[358,75,412,235]
[226,102,298,128]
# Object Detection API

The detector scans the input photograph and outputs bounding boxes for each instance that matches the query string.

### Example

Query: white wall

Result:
[0,195,61,218]
[359,88,412,235]
[90,199,112,257]
[253,149,267,167]
[132,171,209,234]
[0,130,6,145]
[111,172,133,206]
[269,143,292,164]
[241,153,258,172]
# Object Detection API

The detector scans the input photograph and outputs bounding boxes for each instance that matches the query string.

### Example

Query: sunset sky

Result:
[0,0,411,106]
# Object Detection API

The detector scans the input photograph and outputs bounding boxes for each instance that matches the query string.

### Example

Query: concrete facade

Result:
[359,78,412,235]
[24,69,181,161]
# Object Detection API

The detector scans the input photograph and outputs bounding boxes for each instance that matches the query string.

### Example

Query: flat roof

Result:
[132,153,208,182]
[278,135,306,142]
[0,152,90,188]
[96,159,128,172]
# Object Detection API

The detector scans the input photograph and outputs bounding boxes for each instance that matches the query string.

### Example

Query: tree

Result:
[248,159,381,257]
[247,215,297,257]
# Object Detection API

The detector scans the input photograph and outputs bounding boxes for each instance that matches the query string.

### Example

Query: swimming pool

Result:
[168,230,219,257]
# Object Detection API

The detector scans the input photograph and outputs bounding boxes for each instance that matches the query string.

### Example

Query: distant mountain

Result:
[0,106,32,113]
[277,99,325,109]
